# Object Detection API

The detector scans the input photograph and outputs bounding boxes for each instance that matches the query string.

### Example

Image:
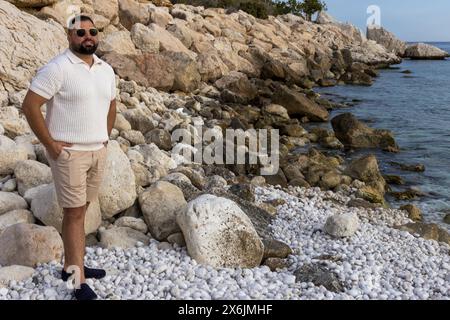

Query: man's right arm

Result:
[23,63,72,159]
[21,90,54,148]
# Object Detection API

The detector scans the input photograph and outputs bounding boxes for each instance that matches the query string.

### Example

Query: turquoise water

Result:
[315,42,450,228]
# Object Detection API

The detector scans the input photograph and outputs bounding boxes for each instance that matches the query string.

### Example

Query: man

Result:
[22,15,116,300]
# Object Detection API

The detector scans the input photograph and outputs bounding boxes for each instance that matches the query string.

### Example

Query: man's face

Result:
[68,20,99,55]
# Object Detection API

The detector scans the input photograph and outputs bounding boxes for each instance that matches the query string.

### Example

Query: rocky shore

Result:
[0,1,449,299]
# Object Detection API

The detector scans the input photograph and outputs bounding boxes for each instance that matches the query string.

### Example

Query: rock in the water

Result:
[331,113,398,151]
[98,140,137,219]
[345,154,386,192]
[138,181,186,240]
[176,194,264,268]
[444,214,450,224]
[271,84,329,122]
[400,204,422,222]
[0,265,35,287]
[294,263,345,292]
[347,198,380,209]
[405,43,449,60]
[0,191,28,215]
[30,183,101,235]
[99,226,150,249]
[0,223,63,267]
[14,160,52,196]
[366,25,407,56]
[324,212,359,237]
[0,209,35,234]
[396,222,450,245]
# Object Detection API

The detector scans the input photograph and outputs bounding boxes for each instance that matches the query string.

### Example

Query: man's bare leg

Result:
[62,204,86,284]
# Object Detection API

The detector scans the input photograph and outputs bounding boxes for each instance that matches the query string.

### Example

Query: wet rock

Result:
[396,222,450,245]
[400,204,423,222]
[331,113,398,151]
[383,174,405,185]
[347,198,380,209]
[389,161,425,172]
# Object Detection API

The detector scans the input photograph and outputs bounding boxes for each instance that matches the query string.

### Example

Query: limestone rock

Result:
[176,194,264,268]
[99,226,150,249]
[0,223,63,267]
[30,183,101,234]
[0,1,67,92]
[405,43,449,60]
[14,160,52,196]
[324,212,360,237]
[0,191,28,215]
[138,181,186,240]
[98,140,137,219]
[0,209,35,234]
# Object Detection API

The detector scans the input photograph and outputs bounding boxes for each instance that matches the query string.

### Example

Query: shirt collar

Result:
[65,48,102,66]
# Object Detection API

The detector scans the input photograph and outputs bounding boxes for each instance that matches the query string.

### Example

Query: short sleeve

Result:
[29,62,63,100]
[110,69,116,101]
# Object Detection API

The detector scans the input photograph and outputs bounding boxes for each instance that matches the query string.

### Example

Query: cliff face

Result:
[0,0,401,99]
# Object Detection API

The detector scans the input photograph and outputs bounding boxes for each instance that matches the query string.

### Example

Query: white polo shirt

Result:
[29,48,116,151]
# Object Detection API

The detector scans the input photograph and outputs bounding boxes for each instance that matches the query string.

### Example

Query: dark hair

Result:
[68,14,95,29]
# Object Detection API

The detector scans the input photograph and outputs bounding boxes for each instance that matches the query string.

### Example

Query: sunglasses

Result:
[75,28,98,37]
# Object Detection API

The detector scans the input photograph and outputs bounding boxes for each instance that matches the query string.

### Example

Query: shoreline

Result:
[1,185,448,300]
[312,54,450,232]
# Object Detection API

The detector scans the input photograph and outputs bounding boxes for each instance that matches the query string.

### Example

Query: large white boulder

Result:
[0,223,63,267]
[0,209,35,234]
[0,135,28,175]
[14,160,52,196]
[405,43,449,60]
[30,183,101,235]
[0,191,28,215]
[138,181,186,240]
[176,194,264,268]
[324,212,360,237]
[98,140,137,219]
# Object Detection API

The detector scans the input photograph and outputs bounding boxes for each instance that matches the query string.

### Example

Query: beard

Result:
[72,41,98,55]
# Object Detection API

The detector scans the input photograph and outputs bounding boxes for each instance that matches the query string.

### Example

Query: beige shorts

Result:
[46,146,108,208]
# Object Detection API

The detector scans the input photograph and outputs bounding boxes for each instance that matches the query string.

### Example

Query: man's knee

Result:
[63,205,86,220]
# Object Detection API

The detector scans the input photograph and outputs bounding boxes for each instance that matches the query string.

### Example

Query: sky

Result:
[321,0,450,42]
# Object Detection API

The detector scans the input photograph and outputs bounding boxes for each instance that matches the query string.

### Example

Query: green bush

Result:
[171,0,327,20]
